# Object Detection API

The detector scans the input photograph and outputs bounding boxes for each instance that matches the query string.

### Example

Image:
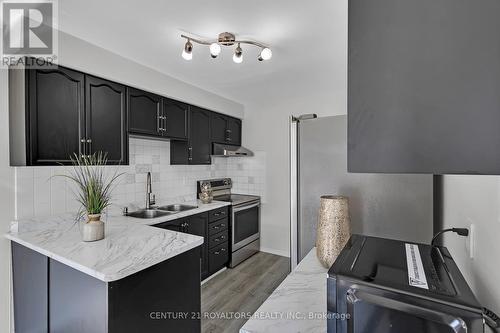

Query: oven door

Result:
[232,201,260,251]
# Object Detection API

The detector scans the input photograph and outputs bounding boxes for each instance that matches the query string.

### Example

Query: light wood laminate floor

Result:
[201,252,290,333]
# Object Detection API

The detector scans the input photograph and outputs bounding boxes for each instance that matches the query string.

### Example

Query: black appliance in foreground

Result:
[197,178,261,267]
[327,235,483,333]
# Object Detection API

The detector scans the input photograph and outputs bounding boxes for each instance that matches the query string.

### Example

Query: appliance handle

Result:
[233,202,260,213]
[347,289,468,333]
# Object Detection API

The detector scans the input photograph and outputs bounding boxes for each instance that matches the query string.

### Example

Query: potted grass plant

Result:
[61,152,123,242]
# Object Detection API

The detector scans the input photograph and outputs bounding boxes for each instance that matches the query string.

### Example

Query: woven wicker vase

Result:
[316,195,351,268]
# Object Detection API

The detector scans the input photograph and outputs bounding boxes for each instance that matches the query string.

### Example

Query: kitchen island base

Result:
[12,242,201,333]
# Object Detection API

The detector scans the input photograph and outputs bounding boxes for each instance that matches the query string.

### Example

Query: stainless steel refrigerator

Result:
[290,115,433,269]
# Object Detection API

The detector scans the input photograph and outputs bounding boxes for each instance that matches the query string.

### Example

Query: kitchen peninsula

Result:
[5,200,230,333]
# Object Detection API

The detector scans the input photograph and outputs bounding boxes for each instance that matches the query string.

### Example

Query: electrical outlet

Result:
[465,221,475,259]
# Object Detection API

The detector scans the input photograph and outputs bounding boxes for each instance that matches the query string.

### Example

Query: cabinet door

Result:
[27,67,85,165]
[186,213,209,280]
[85,75,128,164]
[156,218,185,232]
[189,107,212,164]
[127,88,162,137]
[163,98,188,140]
[226,117,242,146]
[210,112,228,144]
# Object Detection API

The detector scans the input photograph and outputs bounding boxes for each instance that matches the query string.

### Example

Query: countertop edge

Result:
[4,200,230,282]
[5,231,204,282]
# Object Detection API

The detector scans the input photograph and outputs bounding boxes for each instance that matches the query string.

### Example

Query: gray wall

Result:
[299,115,433,259]
[442,175,500,314]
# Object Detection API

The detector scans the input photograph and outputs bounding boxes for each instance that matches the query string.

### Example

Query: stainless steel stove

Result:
[197,178,261,267]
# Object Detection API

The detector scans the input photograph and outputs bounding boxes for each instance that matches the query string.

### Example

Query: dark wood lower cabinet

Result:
[153,207,230,280]
[12,243,201,333]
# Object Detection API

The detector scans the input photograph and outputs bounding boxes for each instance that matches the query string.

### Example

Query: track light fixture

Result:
[182,39,193,60]
[180,32,272,63]
[233,43,243,64]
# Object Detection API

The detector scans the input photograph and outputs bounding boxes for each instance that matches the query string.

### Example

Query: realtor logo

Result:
[1,0,58,65]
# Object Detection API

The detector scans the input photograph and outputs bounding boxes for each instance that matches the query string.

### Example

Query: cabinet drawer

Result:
[208,217,228,236]
[209,242,229,274]
[209,207,229,222]
[209,230,229,249]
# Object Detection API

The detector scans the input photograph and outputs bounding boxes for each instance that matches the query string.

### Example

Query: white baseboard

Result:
[260,247,290,258]
[201,267,227,285]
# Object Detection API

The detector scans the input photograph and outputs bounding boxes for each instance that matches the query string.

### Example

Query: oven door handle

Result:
[233,202,260,212]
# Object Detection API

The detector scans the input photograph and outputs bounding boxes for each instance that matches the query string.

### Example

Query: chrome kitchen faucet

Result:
[146,172,156,209]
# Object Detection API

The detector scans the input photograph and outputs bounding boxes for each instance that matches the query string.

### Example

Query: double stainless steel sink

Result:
[127,204,198,219]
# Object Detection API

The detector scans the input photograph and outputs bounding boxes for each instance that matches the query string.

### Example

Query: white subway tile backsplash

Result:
[14,137,266,218]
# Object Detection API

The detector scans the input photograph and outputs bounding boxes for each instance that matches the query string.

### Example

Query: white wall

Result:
[242,0,348,256]
[442,175,500,312]
[243,94,348,257]
[57,31,244,118]
[0,69,15,333]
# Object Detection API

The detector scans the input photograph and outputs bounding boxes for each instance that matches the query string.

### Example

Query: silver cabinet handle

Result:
[157,110,160,133]
[80,138,86,157]
[87,138,92,156]
[188,147,193,161]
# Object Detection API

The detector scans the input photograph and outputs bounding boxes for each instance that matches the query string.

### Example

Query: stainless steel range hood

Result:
[212,143,254,157]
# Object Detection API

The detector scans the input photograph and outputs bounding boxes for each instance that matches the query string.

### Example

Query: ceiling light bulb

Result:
[258,47,272,61]
[233,44,243,64]
[182,40,193,60]
[210,43,221,58]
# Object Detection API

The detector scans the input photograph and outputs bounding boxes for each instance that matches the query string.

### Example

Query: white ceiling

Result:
[58,0,347,107]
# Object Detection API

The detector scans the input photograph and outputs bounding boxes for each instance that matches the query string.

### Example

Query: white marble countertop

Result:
[240,247,328,333]
[5,200,230,282]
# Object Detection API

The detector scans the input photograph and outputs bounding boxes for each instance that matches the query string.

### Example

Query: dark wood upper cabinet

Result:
[210,113,242,146]
[210,113,228,144]
[27,66,85,165]
[22,64,129,166]
[189,107,212,165]
[226,117,242,146]
[163,98,188,140]
[171,106,211,165]
[85,76,127,164]
[11,61,242,167]
[127,88,162,137]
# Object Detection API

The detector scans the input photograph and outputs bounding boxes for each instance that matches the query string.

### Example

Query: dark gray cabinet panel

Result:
[163,98,188,140]
[85,75,128,164]
[127,88,162,137]
[49,259,107,333]
[348,0,500,174]
[12,243,49,333]
[108,247,201,333]
[27,66,85,164]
